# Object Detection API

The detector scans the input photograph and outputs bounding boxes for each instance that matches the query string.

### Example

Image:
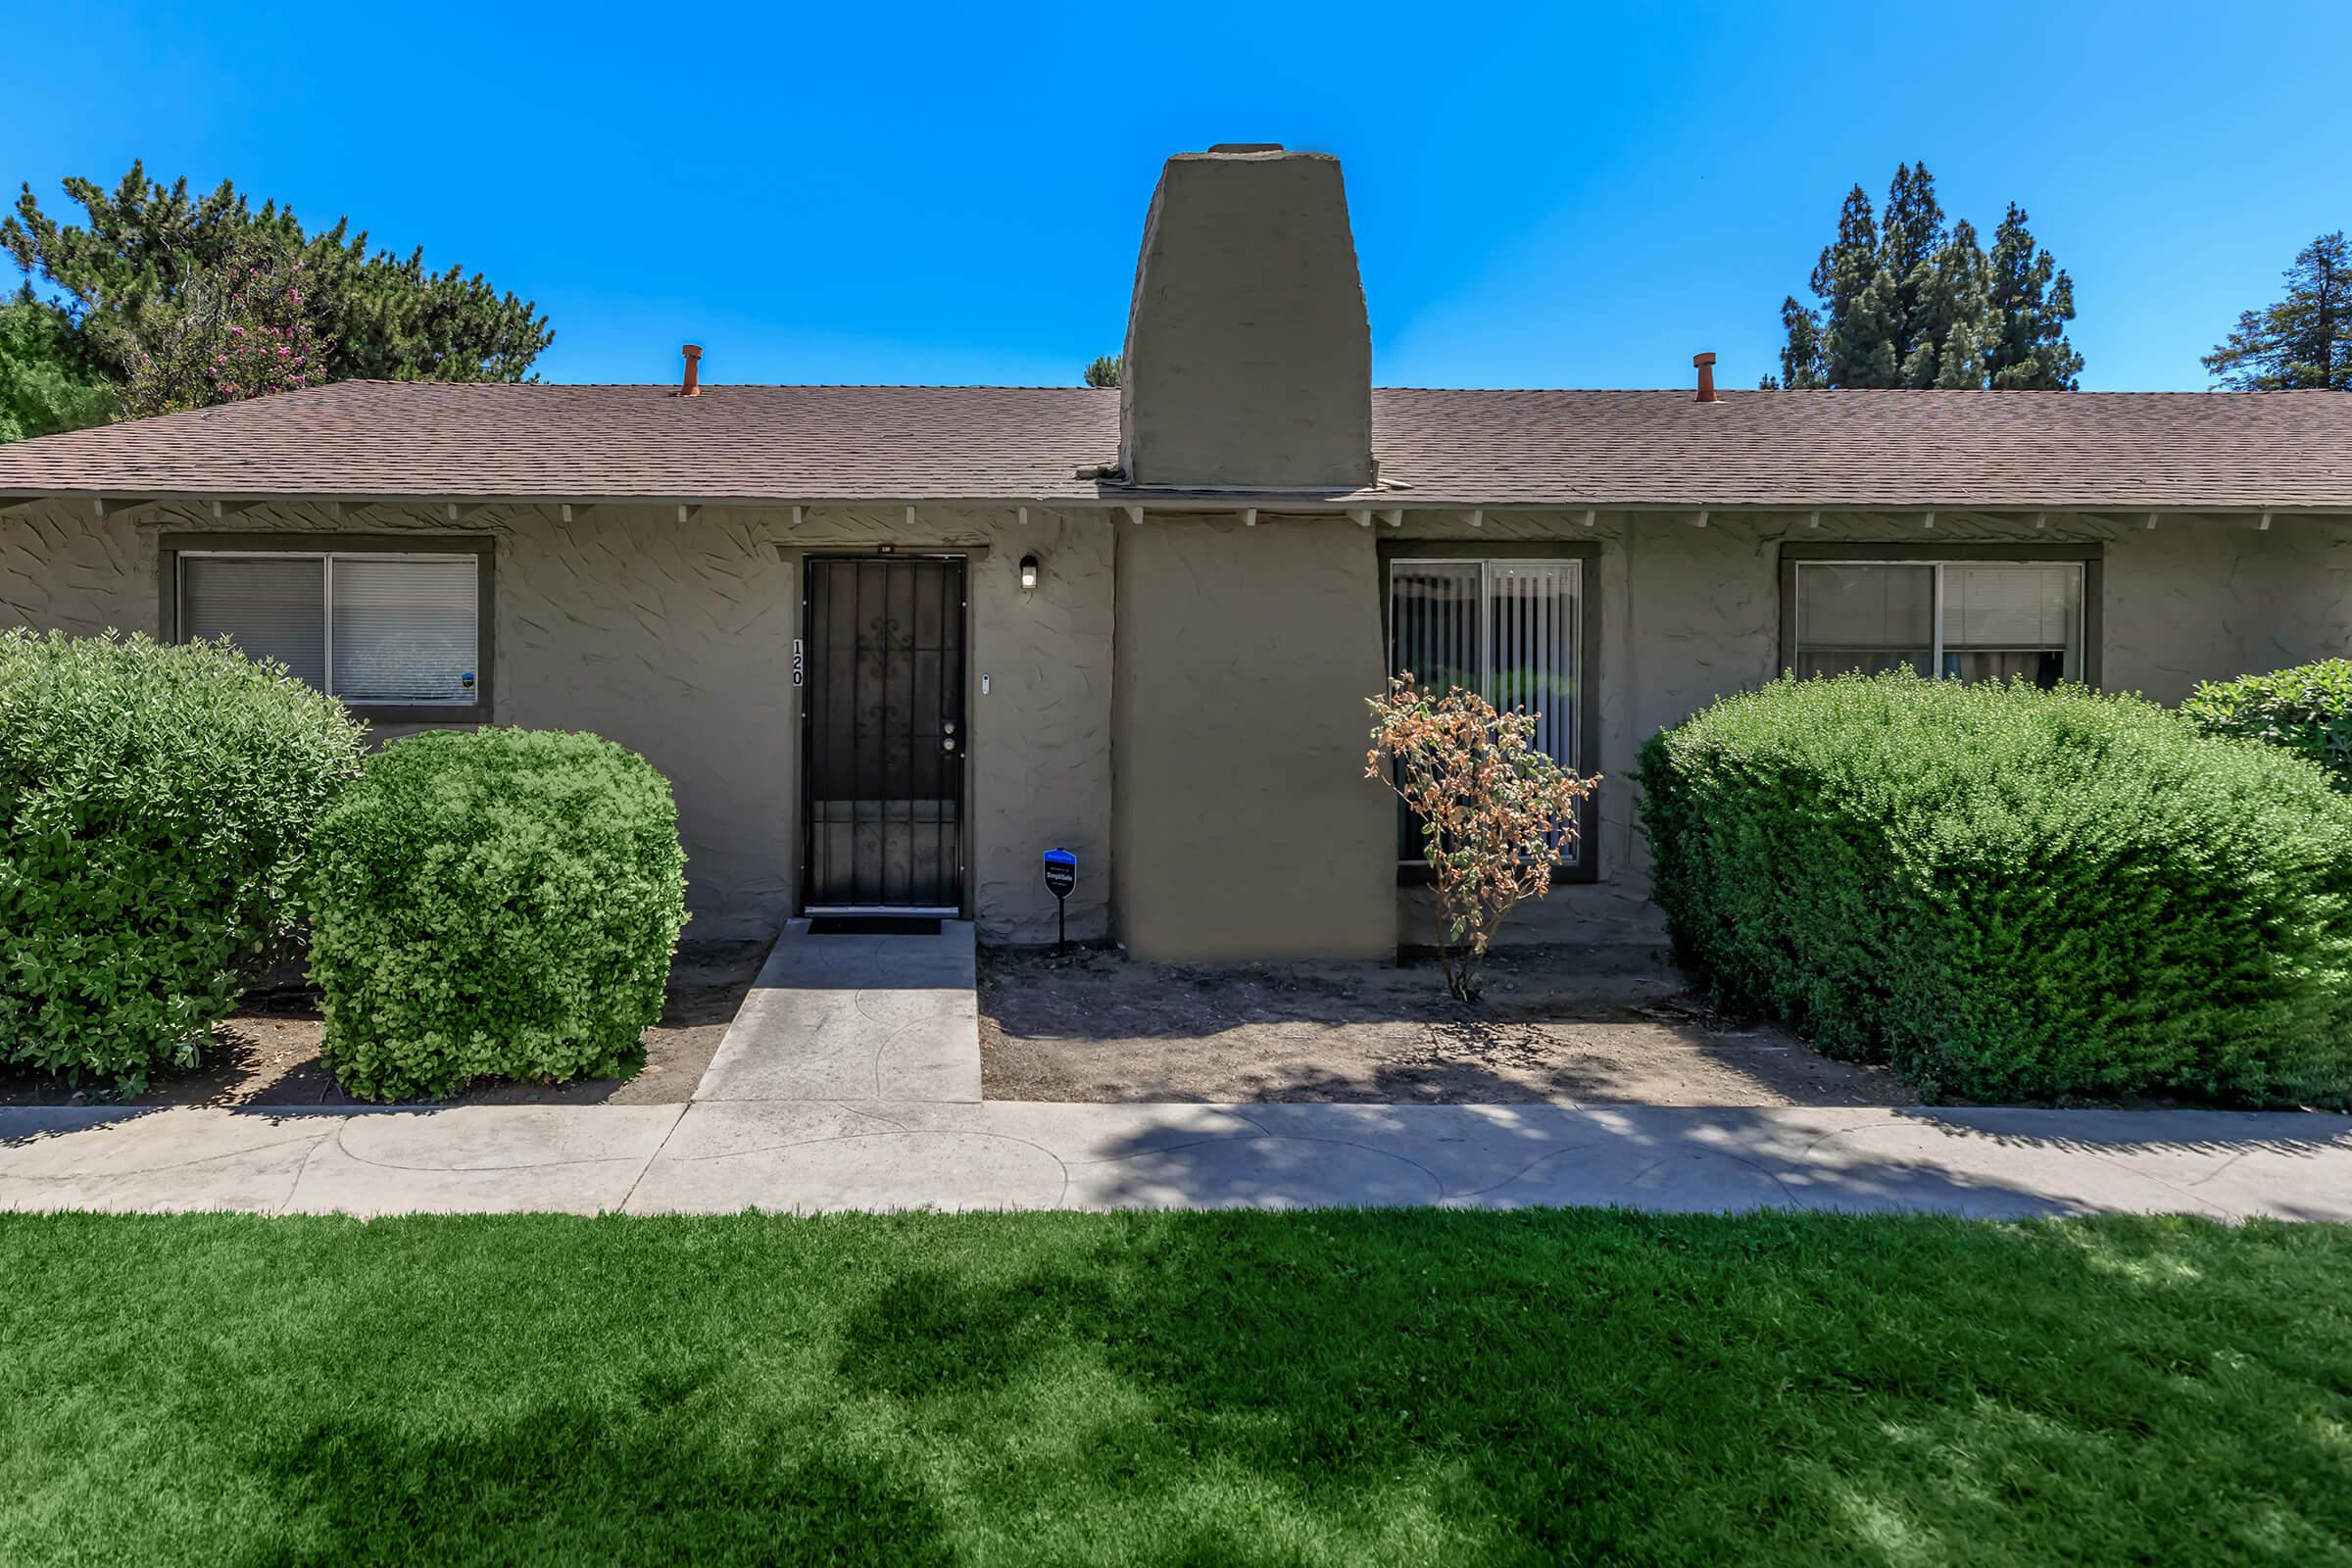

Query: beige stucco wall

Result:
[8,496,2348,959]
[1393,508,2352,949]
[0,498,1115,945]
[1118,151,1375,490]
[1110,513,1396,959]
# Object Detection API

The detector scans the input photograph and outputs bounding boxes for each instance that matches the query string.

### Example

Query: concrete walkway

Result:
[692,919,981,1103]
[5,919,2350,1219]
[3,1101,2348,1220]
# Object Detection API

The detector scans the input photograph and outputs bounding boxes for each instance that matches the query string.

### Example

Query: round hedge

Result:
[2182,659,2352,790]
[1638,671,2352,1107]
[0,629,366,1089]
[305,727,688,1101]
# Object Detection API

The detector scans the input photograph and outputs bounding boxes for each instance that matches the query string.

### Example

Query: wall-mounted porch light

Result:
[1018,554,1041,591]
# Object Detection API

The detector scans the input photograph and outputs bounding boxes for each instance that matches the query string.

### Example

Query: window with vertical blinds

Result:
[1387,557,1582,862]
[176,551,481,706]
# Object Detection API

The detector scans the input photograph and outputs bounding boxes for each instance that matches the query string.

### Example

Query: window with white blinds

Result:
[179,557,328,689]
[1792,560,2083,688]
[177,551,481,706]
[1387,557,1582,861]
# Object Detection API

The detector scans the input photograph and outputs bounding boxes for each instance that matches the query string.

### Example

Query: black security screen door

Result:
[803,557,967,913]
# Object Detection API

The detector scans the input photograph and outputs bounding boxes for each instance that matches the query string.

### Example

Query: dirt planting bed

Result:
[979,944,1914,1107]
[0,939,771,1108]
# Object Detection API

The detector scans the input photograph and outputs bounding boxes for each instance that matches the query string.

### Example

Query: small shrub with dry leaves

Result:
[1366,673,1598,1003]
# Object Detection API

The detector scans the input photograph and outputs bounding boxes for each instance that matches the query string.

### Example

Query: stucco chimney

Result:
[679,344,703,397]
[1693,351,1718,404]
[1118,147,1374,490]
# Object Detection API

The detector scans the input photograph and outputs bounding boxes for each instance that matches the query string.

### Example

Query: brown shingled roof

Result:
[0,380,2346,512]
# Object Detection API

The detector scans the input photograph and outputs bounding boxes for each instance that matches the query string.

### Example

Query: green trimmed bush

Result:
[0,629,365,1089]
[2182,660,2352,789]
[1638,671,2352,1106]
[306,728,688,1101]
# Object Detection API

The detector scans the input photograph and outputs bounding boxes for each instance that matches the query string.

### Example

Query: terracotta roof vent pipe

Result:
[679,344,703,398]
[1693,351,1719,404]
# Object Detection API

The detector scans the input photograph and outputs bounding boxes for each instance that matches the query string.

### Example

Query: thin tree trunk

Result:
[1434,876,1463,1002]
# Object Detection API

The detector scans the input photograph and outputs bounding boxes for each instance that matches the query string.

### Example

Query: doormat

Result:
[807,917,945,936]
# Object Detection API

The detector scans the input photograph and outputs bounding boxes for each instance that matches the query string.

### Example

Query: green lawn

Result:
[3,1210,2349,1566]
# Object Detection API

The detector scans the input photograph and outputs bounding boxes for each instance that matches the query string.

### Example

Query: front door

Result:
[802,556,967,913]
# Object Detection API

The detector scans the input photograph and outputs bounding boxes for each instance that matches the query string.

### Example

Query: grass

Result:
[3,1210,2349,1566]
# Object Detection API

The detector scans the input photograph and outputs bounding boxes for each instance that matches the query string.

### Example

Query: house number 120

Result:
[791,639,804,688]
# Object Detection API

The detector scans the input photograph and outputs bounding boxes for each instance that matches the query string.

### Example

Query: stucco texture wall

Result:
[1393,509,2352,950]
[1111,513,1397,960]
[0,498,1114,946]
[8,497,2348,959]
[769,507,1115,946]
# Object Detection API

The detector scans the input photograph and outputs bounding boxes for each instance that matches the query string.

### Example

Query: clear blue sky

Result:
[11,1,2350,392]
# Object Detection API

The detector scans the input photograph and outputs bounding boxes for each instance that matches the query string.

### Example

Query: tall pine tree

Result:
[2203,232,2352,390]
[1907,220,1993,389]
[1792,185,1897,387]
[1879,161,1948,376]
[1766,166,2082,390]
[1984,205,2082,389]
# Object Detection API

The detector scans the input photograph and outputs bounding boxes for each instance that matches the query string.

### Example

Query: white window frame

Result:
[1790,558,2088,682]
[173,548,486,710]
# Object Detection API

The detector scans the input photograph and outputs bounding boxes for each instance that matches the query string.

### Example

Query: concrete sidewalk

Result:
[9,921,2349,1221]
[4,1100,2348,1221]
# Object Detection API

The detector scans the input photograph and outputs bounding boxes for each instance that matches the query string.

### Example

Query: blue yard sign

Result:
[1043,849,1076,950]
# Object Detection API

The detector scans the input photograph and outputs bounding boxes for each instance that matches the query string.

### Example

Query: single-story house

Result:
[5,145,2351,960]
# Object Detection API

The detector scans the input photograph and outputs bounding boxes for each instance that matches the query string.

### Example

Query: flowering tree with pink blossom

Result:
[124,247,326,416]
[1367,673,1598,1003]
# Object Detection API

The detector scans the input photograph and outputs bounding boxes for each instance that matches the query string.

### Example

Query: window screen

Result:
[1793,560,2083,688]
[176,550,481,707]
[1939,564,2082,685]
[1791,564,1933,679]
[1388,557,1582,861]
[330,557,478,703]
[179,556,327,688]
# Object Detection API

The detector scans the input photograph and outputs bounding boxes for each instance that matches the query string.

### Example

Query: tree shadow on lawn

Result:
[14,1209,2339,1564]
[245,1411,953,1567]
[823,1215,2352,1564]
